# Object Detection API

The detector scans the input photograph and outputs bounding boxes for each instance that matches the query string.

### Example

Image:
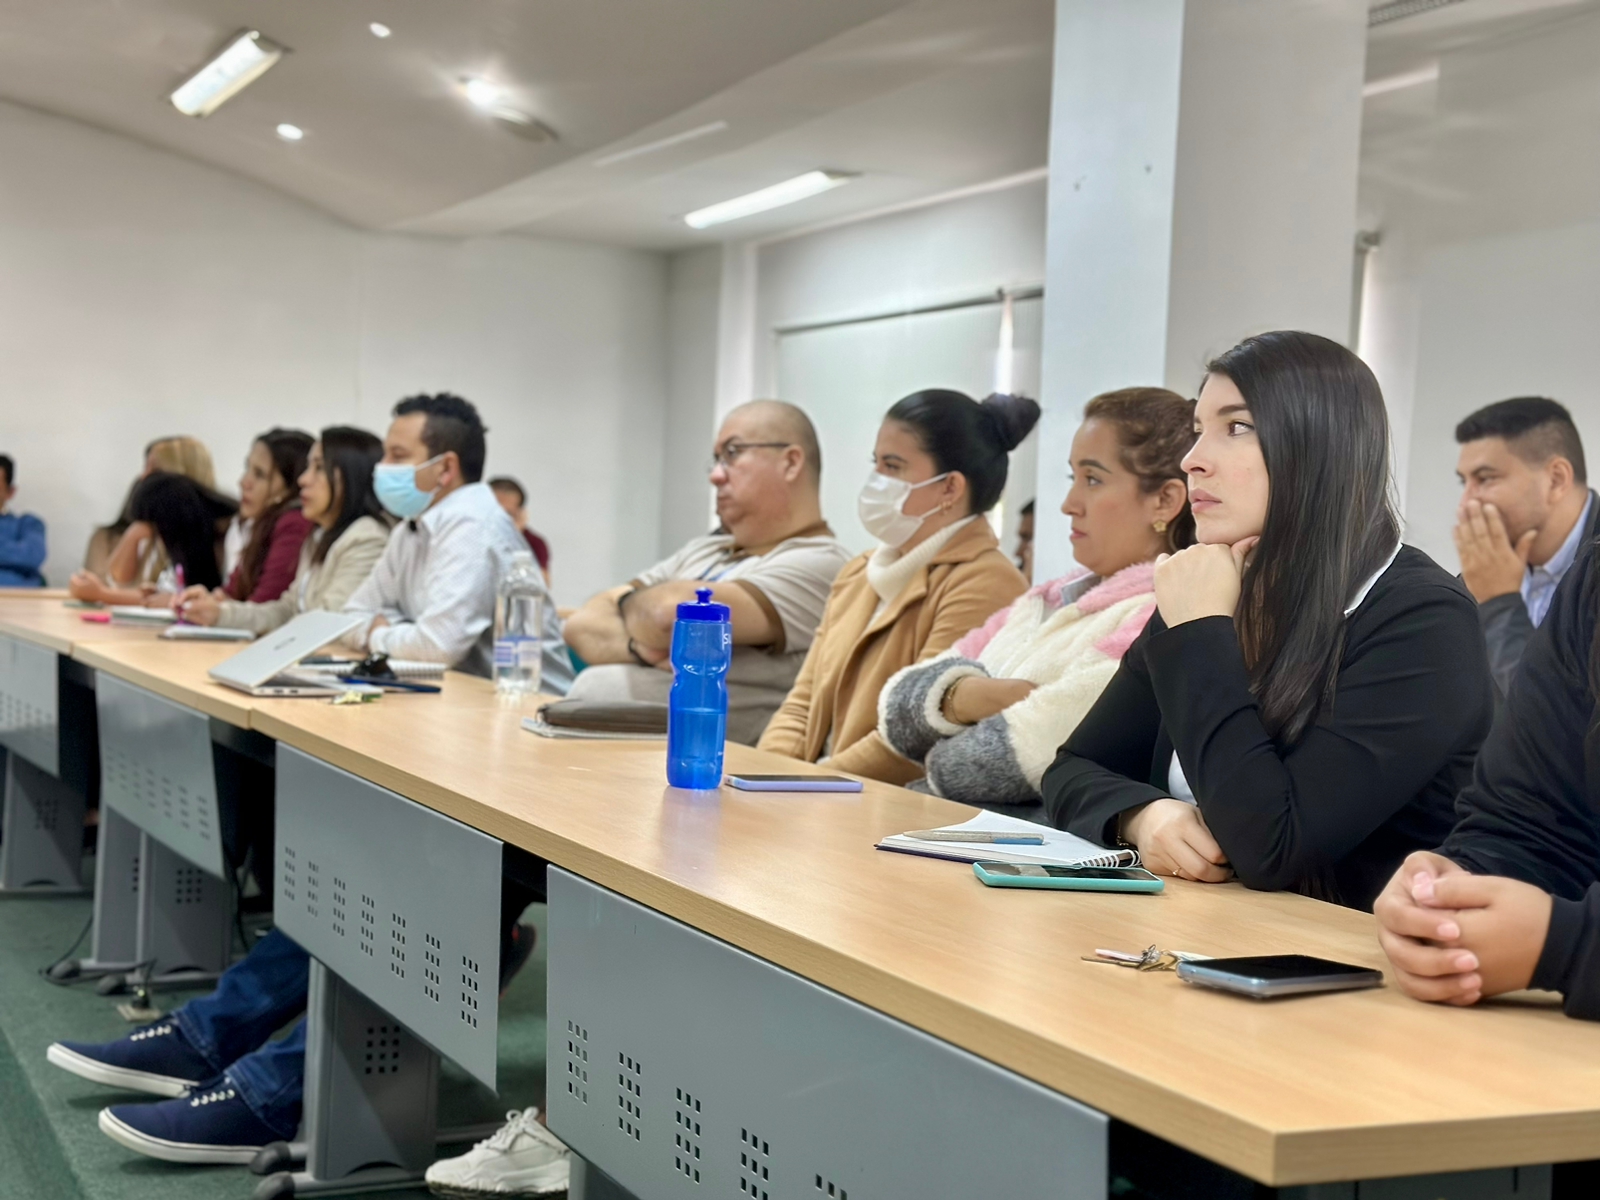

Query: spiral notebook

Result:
[876,810,1138,868]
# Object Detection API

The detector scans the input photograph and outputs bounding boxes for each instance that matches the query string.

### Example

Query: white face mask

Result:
[858,470,950,549]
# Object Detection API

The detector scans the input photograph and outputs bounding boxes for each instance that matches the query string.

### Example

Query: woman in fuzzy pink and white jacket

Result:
[879,388,1194,805]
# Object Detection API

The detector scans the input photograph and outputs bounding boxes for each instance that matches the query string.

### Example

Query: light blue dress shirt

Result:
[1522,492,1593,629]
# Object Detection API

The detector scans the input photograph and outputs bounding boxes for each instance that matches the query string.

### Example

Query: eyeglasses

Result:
[708,441,792,470]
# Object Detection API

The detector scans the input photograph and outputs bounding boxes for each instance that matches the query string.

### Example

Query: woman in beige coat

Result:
[176,426,391,633]
[759,390,1036,784]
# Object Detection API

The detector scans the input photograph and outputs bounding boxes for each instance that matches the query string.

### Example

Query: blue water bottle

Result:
[666,587,732,790]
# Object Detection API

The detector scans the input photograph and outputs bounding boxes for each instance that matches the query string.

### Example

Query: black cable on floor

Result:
[37,910,96,986]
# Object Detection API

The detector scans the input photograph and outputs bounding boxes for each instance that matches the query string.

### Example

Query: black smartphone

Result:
[1176,954,1383,999]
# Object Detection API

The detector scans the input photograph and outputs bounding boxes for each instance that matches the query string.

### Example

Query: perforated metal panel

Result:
[0,634,59,775]
[274,745,503,1089]
[94,674,225,878]
[546,868,1108,1200]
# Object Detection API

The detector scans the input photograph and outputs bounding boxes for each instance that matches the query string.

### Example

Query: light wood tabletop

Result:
[0,587,69,599]
[49,636,1600,1184]
[0,598,164,655]
[232,674,1600,1186]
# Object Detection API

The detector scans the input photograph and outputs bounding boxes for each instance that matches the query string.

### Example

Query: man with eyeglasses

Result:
[563,400,848,744]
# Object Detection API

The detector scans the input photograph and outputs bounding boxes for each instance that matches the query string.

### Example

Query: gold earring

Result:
[1152,519,1168,534]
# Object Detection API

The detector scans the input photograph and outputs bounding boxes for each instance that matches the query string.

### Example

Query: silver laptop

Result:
[208,610,366,697]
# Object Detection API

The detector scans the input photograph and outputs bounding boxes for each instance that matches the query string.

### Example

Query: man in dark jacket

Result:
[1375,535,1600,1018]
[1454,397,1597,695]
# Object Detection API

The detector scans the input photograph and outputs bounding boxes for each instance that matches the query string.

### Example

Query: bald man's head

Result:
[728,400,821,486]
[709,400,825,548]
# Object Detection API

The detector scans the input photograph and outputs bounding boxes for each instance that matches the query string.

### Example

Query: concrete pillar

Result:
[1034,0,1368,581]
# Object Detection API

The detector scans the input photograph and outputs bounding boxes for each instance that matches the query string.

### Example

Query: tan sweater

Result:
[214,517,389,635]
[758,518,1026,785]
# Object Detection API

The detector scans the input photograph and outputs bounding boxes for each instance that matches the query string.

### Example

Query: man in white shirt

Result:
[1454,396,1597,695]
[563,401,849,744]
[345,393,572,692]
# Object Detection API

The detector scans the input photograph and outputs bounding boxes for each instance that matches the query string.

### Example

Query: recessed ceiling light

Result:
[684,171,857,230]
[369,22,392,38]
[276,123,304,141]
[461,77,504,111]
[170,30,288,118]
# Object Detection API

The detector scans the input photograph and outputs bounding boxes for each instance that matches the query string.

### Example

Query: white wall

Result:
[1360,7,1600,567]
[751,179,1048,394]
[0,100,667,603]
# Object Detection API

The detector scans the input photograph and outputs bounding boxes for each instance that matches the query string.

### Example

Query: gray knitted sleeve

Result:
[923,716,1038,805]
[877,656,989,764]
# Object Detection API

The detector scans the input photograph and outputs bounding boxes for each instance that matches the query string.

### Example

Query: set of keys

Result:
[1082,945,1212,972]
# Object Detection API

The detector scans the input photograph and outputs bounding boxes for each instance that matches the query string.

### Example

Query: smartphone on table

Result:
[726,774,864,793]
[972,862,1164,893]
[1175,955,1383,999]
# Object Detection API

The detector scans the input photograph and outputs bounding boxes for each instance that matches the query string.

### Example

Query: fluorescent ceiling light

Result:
[594,121,729,168]
[275,123,303,141]
[369,23,392,38]
[684,171,856,230]
[1362,62,1440,98]
[170,30,287,118]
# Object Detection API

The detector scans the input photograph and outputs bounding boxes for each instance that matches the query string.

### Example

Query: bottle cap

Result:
[677,586,730,622]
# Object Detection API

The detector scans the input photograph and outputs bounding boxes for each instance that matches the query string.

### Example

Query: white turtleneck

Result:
[866,516,978,623]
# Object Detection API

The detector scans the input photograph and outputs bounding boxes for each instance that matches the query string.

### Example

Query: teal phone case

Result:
[971,862,1164,893]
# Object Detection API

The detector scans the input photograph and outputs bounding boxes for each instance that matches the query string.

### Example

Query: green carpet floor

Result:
[0,889,552,1200]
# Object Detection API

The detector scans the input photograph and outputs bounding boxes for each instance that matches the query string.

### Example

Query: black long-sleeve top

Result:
[1437,538,1600,1019]
[1041,547,1494,911]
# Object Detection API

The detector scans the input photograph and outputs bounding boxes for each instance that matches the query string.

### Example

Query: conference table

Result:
[0,593,1597,1200]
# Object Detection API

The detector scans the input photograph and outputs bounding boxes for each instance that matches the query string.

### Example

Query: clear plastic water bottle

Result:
[494,551,544,697]
[666,587,731,790]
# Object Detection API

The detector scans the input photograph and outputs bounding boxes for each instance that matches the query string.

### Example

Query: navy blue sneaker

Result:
[99,1079,281,1164]
[48,1019,213,1097]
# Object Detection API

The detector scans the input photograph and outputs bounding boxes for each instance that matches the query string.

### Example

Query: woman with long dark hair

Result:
[222,428,314,603]
[124,473,238,592]
[1041,331,1493,910]
[758,389,1036,783]
[178,426,391,633]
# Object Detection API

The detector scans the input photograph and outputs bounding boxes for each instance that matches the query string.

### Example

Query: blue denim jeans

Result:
[171,928,309,1139]
[168,856,546,1140]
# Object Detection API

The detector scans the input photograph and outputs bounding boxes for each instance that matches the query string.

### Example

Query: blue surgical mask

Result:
[373,455,444,520]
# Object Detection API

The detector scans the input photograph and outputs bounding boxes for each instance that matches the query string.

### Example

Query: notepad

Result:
[294,659,445,679]
[876,810,1139,868]
[161,625,256,642]
[108,606,177,626]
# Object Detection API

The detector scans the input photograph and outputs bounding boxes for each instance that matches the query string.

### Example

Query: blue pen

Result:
[906,830,1046,845]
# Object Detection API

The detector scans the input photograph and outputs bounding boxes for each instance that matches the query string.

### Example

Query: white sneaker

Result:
[426,1108,571,1197]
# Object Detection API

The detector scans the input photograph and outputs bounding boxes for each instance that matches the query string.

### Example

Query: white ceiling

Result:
[2,0,1580,253]
[0,0,1053,249]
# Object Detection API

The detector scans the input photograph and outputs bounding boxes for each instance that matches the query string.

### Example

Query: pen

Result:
[173,564,190,624]
[905,830,1046,845]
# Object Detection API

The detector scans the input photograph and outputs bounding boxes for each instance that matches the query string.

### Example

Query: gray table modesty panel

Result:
[546,868,1108,1200]
[0,634,59,776]
[274,745,503,1090]
[95,673,226,879]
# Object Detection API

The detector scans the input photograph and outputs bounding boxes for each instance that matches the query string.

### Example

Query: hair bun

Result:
[980,392,1041,453]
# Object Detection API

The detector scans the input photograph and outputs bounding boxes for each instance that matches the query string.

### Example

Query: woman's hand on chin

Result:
[1152,537,1258,626]
[1120,799,1233,882]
